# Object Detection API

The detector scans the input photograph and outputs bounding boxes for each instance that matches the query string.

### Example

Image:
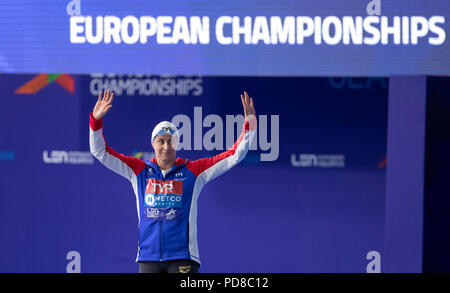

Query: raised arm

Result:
[187,91,257,183]
[89,89,145,181]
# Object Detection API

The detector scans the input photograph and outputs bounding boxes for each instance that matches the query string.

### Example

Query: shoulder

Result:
[185,155,228,177]
[184,157,206,177]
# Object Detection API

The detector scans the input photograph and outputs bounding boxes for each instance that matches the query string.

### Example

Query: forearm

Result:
[190,115,257,183]
[89,112,145,180]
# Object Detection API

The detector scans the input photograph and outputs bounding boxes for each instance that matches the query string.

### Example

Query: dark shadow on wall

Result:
[423,76,450,273]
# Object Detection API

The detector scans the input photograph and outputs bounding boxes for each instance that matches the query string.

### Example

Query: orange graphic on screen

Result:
[15,74,74,94]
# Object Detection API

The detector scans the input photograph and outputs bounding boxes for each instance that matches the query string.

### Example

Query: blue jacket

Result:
[89,112,256,265]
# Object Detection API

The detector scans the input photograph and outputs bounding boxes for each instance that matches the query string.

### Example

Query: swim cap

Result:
[151,121,180,150]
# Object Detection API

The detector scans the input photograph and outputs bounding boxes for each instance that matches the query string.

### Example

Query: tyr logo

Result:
[146,179,183,195]
[151,182,174,193]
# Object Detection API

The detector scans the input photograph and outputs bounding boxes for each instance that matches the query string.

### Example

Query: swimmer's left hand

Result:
[240,91,256,120]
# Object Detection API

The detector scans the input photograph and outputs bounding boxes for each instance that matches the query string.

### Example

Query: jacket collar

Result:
[145,157,188,177]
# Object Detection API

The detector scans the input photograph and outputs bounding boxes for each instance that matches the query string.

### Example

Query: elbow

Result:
[89,145,105,158]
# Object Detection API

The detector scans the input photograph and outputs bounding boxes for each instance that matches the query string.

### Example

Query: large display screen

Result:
[0,0,449,76]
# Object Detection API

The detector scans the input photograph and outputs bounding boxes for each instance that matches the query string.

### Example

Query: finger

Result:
[250,97,254,107]
[103,89,108,101]
[244,91,249,104]
[241,94,248,111]
[106,89,111,102]
[98,91,102,101]
[109,92,114,104]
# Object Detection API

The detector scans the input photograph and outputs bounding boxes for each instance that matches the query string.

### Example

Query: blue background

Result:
[1,0,447,274]
[0,74,388,272]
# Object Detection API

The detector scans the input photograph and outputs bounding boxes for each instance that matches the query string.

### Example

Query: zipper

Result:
[159,219,163,261]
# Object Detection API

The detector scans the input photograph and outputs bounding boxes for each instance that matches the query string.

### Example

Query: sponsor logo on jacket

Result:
[144,179,183,208]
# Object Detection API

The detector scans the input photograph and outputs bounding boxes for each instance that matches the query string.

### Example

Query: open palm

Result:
[240,91,256,120]
[93,89,114,120]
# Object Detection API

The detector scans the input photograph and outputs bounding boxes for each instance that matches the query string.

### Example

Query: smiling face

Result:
[152,133,177,167]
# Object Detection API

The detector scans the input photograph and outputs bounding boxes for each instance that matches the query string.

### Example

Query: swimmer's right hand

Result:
[93,89,114,120]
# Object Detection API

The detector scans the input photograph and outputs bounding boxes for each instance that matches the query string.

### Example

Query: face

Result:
[152,134,176,163]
